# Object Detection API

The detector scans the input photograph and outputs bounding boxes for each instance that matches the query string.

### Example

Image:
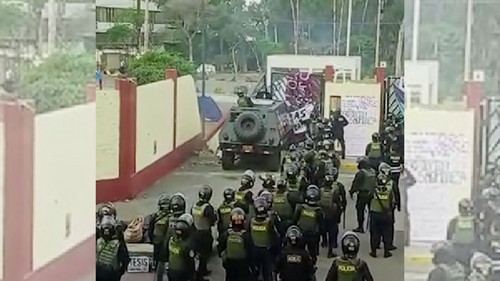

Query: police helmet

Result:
[98,203,117,218]
[304,151,316,163]
[325,175,335,184]
[431,240,453,255]
[290,152,300,162]
[305,187,320,205]
[261,174,275,189]
[170,194,186,215]
[223,187,236,202]
[174,220,190,237]
[285,225,303,246]
[286,165,298,178]
[254,197,269,218]
[277,179,287,191]
[199,184,213,202]
[100,215,117,237]
[328,167,339,177]
[378,162,391,176]
[341,231,360,258]
[230,207,245,227]
[372,132,380,141]
[260,191,273,206]
[458,198,474,215]
[158,193,171,210]
[289,144,297,151]
[234,85,247,95]
[305,139,314,150]
[356,156,370,168]
[470,252,492,274]
[243,169,256,182]
[323,140,333,151]
[178,213,194,227]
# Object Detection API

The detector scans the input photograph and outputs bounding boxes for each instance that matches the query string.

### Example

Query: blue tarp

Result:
[198,95,223,122]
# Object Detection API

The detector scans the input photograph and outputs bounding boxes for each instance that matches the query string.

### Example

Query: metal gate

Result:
[383,76,404,121]
[480,97,500,176]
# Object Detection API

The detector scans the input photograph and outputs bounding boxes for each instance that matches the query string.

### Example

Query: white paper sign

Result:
[127,256,151,273]
[406,131,472,242]
[289,103,314,134]
[341,96,379,156]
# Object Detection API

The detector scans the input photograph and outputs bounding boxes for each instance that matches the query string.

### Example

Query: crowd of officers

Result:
[426,166,500,281]
[95,113,404,281]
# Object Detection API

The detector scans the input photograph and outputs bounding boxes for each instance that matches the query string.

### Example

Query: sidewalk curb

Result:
[340,161,357,173]
[405,255,433,266]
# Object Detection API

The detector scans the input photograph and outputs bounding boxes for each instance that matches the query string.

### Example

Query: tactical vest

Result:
[335,258,360,281]
[152,211,169,244]
[96,238,120,269]
[235,189,249,204]
[452,216,476,244]
[168,237,189,271]
[225,230,246,260]
[192,203,211,230]
[287,179,299,192]
[388,153,402,174]
[437,262,466,281]
[320,183,339,209]
[218,203,233,231]
[166,214,179,243]
[297,205,320,232]
[368,142,382,158]
[272,191,293,220]
[237,97,249,107]
[361,169,377,192]
[371,187,391,213]
[250,218,272,248]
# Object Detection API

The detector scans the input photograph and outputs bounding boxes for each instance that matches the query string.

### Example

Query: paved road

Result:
[113,153,405,281]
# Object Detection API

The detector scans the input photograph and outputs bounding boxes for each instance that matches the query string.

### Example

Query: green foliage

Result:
[106,24,136,44]
[129,51,196,85]
[0,3,30,36]
[19,52,94,113]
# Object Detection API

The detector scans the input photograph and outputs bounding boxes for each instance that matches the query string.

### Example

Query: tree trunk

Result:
[395,23,404,76]
[231,47,238,81]
[337,0,345,55]
[273,25,278,43]
[250,44,261,72]
[264,20,269,40]
[188,37,194,62]
[290,0,298,54]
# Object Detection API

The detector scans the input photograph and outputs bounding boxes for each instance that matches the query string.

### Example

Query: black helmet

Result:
[158,193,171,210]
[305,139,314,150]
[341,231,360,259]
[324,175,335,185]
[356,156,370,169]
[230,207,245,227]
[170,194,186,215]
[372,132,380,141]
[260,191,273,207]
[97,203,117,218]
[223,187,236,202]
[261,174,276,189]
[328,167,339,177]
[458,198,473,215]
[378,162,391,176]
[290,152,299,162]
[286,165,298,178]
[254,197,269,218]
[305,187,320,205]
[285,225,303,246]
[199,184,213,202]
[277,179,287,191]
[174,220,190,237]
[100,215,117,238]
[431,240,455,264]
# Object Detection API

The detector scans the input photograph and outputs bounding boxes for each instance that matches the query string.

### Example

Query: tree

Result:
[0,2,30,37]
[19,52,94,113]
[128,51,196,85]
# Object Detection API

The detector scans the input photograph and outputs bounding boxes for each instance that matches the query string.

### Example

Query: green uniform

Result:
[320,183,340,210]
[218,202,234,232]
[224,230,247,260]
[168,237,194,271]
[370,184,392,213]
[297,205,321,233]
[437,262,466,281]
[360,168,377,193]
[236,189,249,204]
[287,179,301,204]
[250,218,272,248]
[334,258,361,281]
[237,97,250,107]
[97,238,120,269]
[368,142,382,158]
[452,216,476,244]
[166,214,180,244]
[152,211,170,244]
[192,203,211,230]
[272,191,293,220]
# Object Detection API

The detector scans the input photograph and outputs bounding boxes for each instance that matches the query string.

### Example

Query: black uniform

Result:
[320,179,347,256]
[325,257,374,281]
[349,164,377,233]
[275,244,314,281]
[330,113,348,159]
[191,201,217,277]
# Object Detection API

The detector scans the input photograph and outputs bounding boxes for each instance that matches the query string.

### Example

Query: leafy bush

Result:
[129,51,195,85]
[19,52,94,113]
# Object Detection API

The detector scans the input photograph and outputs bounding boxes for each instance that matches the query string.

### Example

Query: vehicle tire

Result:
[233,112,265,142]
[221,151,235,170]
[268,151,281,172]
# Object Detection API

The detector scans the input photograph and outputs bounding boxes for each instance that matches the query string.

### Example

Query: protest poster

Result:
[341,96,379,156]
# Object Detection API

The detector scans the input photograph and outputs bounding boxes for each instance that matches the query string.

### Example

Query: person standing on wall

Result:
[329,108,348,159]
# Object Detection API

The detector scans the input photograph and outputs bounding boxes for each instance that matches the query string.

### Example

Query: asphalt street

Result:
[113,153,405,281]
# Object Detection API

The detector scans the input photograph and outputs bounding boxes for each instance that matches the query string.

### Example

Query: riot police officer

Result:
[329,108,348,159]
[285,165,303,209]
[96,216,130,281]
[191,185,217,277]
[275,226,314,281]
[427,241,466,281]
[218,208,254,281]
[326,232,374,281]
[249,197,280,281]
[369,169,395,258]
[217,187,236,237]
[260,173,276,192]
[468,252,492,281]
[319,172,347,258]
[365,132,384,171]
[350,156,377,233]
[272,179,295,236]
[148,193,171,281]
[293,186,324,267]
[447,198,479,271]
[165,194,187,253]
[96,203,120,240]
[236,85,254,107]
[235,170,255,216]
[166,218,197,281]
[378,163,400,251]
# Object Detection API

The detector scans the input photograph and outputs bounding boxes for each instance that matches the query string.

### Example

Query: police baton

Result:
[342,208,346,229]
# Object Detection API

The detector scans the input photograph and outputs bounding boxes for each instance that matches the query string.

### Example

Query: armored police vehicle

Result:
[218,98,294,171]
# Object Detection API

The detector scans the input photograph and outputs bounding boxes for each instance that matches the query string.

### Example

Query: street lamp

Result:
[201,0,207,138]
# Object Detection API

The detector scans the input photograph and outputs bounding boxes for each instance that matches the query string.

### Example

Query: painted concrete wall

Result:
[96,90,120,180]
[33,104,96,270]
[406,108,475,242]
[324,82,382,156]
[0,122,3,279]
[176,76,201,145]
[135,80,175,172]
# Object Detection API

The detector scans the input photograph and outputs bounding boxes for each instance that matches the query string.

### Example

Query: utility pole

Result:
[345,0,353,56]
[411,0,421,61]
[144,0,150,52]
[464,0,473,81]
[48,0,57,55]
[201,0,207,138]
[375,0,382,68]
[332,0,336,54]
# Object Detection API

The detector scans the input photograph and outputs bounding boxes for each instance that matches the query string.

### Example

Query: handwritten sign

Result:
[289,104,314,133]
[341,96,379,156]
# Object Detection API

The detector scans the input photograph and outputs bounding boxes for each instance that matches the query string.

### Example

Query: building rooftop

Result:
[96,0,161,11]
